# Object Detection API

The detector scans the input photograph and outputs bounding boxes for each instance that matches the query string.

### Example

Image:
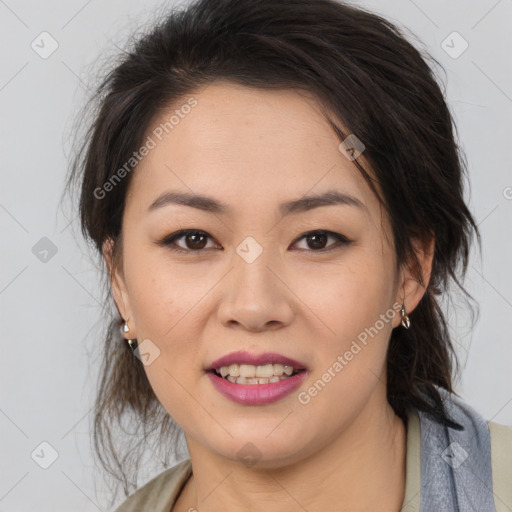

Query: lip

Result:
[206,370,308,405]
[206,350,307,371]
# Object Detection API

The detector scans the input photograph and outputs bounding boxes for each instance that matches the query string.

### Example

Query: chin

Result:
[203,427,312,469]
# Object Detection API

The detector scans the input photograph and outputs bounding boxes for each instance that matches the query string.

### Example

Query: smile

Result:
[213,363,301,384]
[206,367,308,405]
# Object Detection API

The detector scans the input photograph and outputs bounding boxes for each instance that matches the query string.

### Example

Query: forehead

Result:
[127,81,380,220]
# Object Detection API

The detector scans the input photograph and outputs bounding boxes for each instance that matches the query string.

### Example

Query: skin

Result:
[105,81,434,512]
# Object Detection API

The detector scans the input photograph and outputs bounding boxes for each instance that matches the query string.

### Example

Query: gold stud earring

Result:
[121,321,138,352]
[127,338,138,351]
[401,305,411,329]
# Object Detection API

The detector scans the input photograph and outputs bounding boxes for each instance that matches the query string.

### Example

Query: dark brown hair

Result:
[66,0,479,502]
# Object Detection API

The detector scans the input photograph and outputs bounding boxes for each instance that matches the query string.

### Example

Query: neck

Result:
[176,390,407,512]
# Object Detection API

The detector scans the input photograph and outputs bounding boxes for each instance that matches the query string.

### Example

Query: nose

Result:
[216,249,295,332]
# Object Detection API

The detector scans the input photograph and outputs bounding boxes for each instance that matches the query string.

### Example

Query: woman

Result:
[67,0,512,510]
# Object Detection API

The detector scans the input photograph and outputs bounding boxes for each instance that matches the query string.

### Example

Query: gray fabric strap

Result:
[418,389,496,511]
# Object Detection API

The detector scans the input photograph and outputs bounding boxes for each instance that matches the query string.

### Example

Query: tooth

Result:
[255,364,274,378]
[228,364,240,377]
[273,364,284,376]
[239,364,256,378]
[216,362,300,381]
[223,372,296,385]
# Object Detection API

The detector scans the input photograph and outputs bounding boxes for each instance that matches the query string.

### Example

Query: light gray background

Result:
[0,0,511,510]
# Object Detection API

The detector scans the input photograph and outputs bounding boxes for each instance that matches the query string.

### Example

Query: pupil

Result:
[308,232,327,249]
[188,232,206,249]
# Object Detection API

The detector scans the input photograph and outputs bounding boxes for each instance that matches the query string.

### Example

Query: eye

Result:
[157,229,351,254]
[292,230,351,252]
[158,229,219,253]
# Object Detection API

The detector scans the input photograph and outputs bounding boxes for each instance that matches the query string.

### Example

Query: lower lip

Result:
[206,370,308,405]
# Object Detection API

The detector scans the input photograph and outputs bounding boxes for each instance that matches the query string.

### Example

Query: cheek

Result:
[123,243,205,336]
[306,248,398,402]
[298,262,397,434]
[122,247,208,425]
[315,247,396,335]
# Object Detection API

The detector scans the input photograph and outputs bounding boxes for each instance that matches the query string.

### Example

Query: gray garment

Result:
[419,387,495,511]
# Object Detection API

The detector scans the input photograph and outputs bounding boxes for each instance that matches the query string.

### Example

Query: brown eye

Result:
[159,230,217,253]
[293,230,351,252]
[306,232,328,249]
[183,232,208,250]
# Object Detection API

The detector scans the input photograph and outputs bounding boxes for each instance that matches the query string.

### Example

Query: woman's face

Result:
[109,81,426,467]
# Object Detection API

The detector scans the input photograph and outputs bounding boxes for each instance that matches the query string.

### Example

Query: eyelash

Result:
[157,229,352,254]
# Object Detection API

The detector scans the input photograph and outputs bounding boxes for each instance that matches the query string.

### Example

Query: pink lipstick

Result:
[205,350,308,405]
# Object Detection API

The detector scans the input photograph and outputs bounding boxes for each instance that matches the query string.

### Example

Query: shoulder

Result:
[431,387,512,458]
[439,388,512,442]
[417,388,512,510]
[488,419,512,510]
[113,458,192,512]
[488,419,512,440]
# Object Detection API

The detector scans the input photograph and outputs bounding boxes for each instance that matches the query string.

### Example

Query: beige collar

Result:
[400,408,421,511]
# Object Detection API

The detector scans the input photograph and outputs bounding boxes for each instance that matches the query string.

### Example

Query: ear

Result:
[392,234,435,328]
[102,237,136,336]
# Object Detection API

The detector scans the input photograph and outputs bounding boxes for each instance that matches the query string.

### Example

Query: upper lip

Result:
[206,350,308,371]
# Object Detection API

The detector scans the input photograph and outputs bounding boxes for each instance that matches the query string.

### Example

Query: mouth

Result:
[207,363,306,385]
[205,351,308,385]
[205,356,309,405]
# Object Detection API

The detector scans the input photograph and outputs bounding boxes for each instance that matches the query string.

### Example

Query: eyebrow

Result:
[147,189,366,216]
